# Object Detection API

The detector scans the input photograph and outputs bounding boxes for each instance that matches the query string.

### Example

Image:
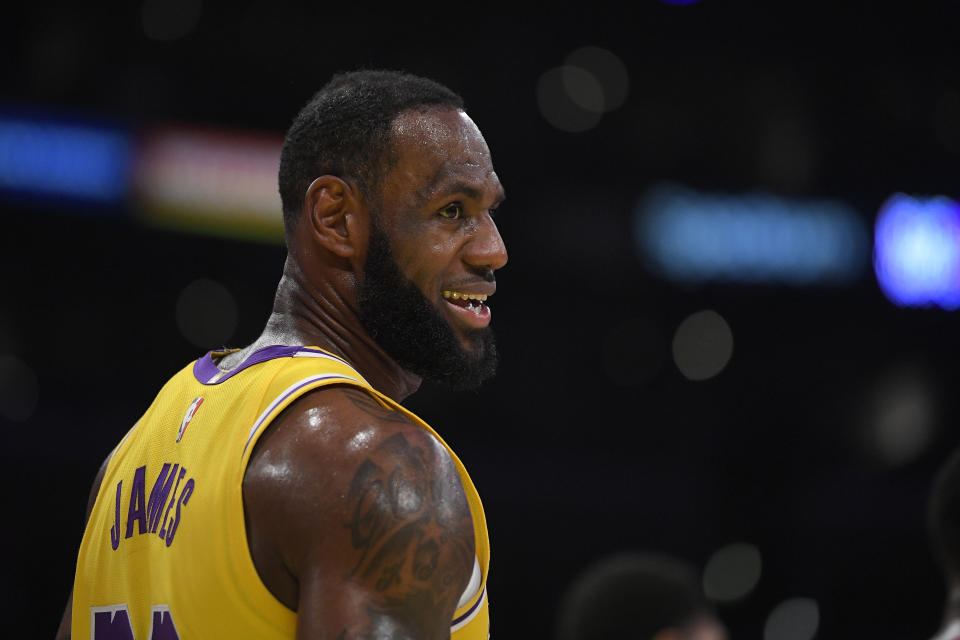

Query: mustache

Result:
[456,267,496,285]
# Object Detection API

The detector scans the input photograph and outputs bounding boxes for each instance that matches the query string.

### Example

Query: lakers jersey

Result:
[72,345,490,639]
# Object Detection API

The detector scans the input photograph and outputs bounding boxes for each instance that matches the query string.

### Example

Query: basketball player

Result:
[555,551,728,640]
[56,70,507,640]
[928,447,960,640]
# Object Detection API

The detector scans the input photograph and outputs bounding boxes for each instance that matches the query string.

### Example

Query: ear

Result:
[303,175,367,259]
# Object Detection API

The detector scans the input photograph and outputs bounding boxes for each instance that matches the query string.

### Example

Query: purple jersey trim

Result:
[192,345,351,385]
[451,585,486,627]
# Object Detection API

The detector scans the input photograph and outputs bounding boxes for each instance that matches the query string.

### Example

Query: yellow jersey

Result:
[72,345,490,639]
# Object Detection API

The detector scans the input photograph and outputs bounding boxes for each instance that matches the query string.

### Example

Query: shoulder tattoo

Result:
[341,431,474,639]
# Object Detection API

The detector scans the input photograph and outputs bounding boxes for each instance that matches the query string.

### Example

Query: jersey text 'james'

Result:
[109,462,195,549]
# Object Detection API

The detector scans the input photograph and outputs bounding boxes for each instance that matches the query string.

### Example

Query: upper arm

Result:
[243,386,475,640]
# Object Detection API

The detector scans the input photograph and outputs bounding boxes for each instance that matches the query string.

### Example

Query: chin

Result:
[457,334,484,355]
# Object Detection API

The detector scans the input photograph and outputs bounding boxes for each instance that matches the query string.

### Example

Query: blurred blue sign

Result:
[634,184,869,285]
[0,111,132,206]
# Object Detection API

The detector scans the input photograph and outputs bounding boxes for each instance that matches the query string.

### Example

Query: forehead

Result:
[385,108,501,201]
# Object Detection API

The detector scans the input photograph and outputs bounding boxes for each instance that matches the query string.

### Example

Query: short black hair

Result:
[929,447,960,580]
[556,551,714,640]
[278,69,464,231]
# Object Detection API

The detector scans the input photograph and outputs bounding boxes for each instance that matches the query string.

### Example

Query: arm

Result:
[243,386,475,640]
[55,451,114,640]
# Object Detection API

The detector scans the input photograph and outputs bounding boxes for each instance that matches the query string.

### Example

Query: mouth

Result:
[442,290,492,328]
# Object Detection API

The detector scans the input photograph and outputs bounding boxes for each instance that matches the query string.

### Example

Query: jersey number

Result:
[91,604,179,639]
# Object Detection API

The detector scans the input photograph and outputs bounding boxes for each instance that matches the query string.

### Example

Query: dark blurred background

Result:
[4,1,960,638]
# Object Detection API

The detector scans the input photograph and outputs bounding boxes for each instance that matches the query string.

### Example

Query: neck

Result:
[233,256,421,402]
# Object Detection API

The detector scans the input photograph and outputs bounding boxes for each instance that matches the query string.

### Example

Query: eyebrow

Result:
[426,179,506,207]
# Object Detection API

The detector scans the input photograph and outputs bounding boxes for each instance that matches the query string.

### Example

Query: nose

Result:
[464,214,508,272]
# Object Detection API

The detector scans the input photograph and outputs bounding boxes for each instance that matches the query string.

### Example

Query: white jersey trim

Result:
[451,585,486,632]
[457,556,483,609]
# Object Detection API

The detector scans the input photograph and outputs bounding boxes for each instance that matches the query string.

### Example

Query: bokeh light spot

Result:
[562,66,605,114]
[874,193,960,309]
[702,543,762,603]
[672,310,733,381]
[537,66,603,133]
[565,47,630,111]
[176,278,238,349]
[863,365,936,467]
[763,597,820,640]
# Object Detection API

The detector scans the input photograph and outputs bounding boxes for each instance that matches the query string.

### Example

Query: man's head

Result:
[280,71,507,390]
[928,447,960,584]
[279,69,465,230]
[556,552,728,640]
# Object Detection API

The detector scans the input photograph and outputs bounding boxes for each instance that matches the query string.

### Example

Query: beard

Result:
[357,220,499,391]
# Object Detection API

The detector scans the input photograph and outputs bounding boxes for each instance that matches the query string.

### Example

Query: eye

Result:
[438,203,463,220]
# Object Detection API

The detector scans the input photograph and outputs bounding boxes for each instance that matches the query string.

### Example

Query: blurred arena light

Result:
[134,127,284,242]
[873,193,960,309]
[0,355,39,422]
[564,47,630,112]
[175,278,239,349]
[702,542,762,603]
[0,105,286,241]
[0,110,131,207]
[763,597,820,640]
[537,66,603,133]
[538,47,630,134]
[671,309,733,381]
[141,0,203,41]
[635,183,869,284]
[862,364,937,467]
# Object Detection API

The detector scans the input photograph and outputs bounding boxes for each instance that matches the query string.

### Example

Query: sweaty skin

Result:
[364,109,507,354]
[244,387,475,639]
[57,107,508,640]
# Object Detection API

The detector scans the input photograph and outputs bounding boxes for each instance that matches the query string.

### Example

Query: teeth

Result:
[443,291,488,302]
[466,300,482,315]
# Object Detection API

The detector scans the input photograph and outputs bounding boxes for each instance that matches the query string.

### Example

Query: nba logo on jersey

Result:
[177,397,204,442]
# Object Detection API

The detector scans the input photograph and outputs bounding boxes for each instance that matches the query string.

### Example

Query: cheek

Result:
[394,235,459,290]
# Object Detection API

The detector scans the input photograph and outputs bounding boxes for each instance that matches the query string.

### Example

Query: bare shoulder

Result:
[244,385,466,517]
[243,385,475,639]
